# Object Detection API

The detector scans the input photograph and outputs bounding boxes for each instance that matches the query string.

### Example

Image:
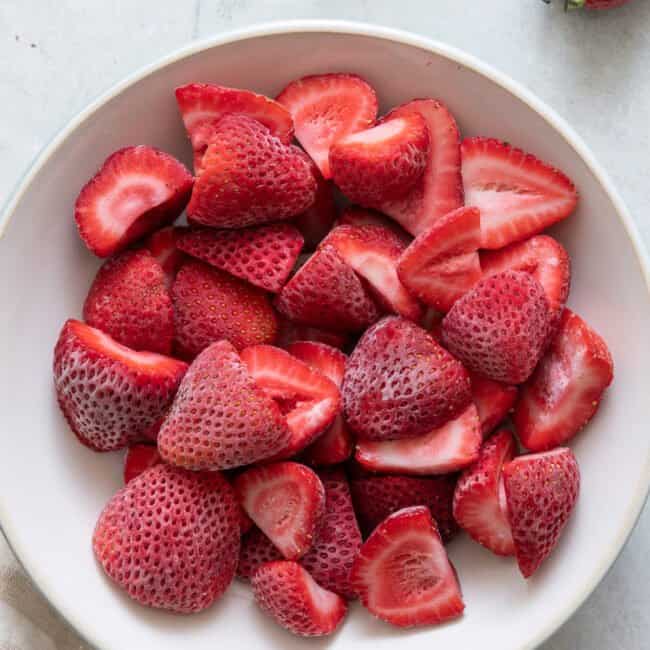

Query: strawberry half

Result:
[514,309,613,451]
[123,443,162,484]
[503,448,580,578]
[74,146,193,258]
[275,316,348,351]
[461,137,578,249]
[397,206,482,312]
[144,226,187,287]
[276,73,378,179]
[157,340,290,470]
[350,506,464,627]
[338,206,412,240]
[176,224,304,293]
[453,429,516,556]
[53,320,187,452]
[251,561,347,637]
[470,372,518,437]
[234,462,325,559]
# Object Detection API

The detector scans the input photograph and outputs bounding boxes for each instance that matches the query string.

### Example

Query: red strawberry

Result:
[350,506,464,627]
[514,309,613,451]
[74,146,193,258]
[461,137,578,249]
[275,316,348,351]
[93,463,239,613]
[503,448,580,577]
[176,224,303,293]
[251,561,347,637]
[274,245,381,333]
[320,224,422,321]
[355,404,481,475]
[123,444,162,483]
[171,259,277,359]
[397,206,482,312]
[187,114,316,228]
[378,99,464,236]
[144,226,187,287]
[239,508,254,535]
[53,320,187,452]
[338,206,411,241]
[329,112,429,206]
[453,429,516,556]
[234,462,325,559]
[442,270,551,384]
[157,341,290,470]
[343,316,472,441]
[349,475,458,542]
[83,249,174,355]
[238,527,283,578]
[277,73,378,179]
[470,372,518,437]
[240,345,341,458]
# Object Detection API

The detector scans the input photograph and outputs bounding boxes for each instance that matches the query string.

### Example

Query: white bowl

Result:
[1,20,649,650]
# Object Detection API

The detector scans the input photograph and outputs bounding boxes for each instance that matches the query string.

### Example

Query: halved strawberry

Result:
[144,226,187,287]
[123,444,162,484]
[329,112,429,206]
[378,99,463,236]
[251,561,347,637]
[461,137,578,249]
[470,372,518,437]
[514,309,613,451]
[176,224,304,293]
[355,404,481,475]
[275,316,349,351]
[350,506,464,627]
[234,462,325,559]
[74,146,193,258]
[338,206,411,241]
[503,448,580,577]
[453,429,516,556]
[321,224,422,320]
[397,206,482,312]
[277,73,378,178]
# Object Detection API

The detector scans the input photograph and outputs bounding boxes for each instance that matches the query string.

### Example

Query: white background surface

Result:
[0,1,649,648]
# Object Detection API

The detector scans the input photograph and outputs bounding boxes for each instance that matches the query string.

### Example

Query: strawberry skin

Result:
[503,448,580,578]
[470,372,518,437]
[144,226,188,287]
[74,146,193,258]
[338,206,412,241]
[238,527,283,578]
[123,444,161,484]
[514,309,613,451]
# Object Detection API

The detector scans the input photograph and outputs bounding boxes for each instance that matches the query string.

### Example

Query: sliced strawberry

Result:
[514,309,613,451]
[176,224,304,293]
[123,444,162,484]
[503,448,580,577]
[74,146,193,258]
[338,206,412,241]
[379,99,463,236]
[461,137,578,249]
[397,206,482,312]
[355,404,481,475]
[470,372,518,437]
[144,226,187,287]
[453,429,516,556]
[350,506,464,627]
[321,224,422,321]
[275,316,349,351]
[276,73,378,178]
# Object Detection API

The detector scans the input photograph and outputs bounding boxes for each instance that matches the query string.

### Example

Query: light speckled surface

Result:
[0,1,649,648]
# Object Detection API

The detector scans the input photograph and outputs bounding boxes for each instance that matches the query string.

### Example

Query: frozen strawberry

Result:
[93,463,239,613]
[350,506,464,627]
[275,316,348,351]
[275,245,381,333]
[470,372,518,437]
[453,429,516,556]
[251,561,347,637]
[187,114,316,228]
[53,320,187,452]
[158,341,290,470]
[239,508,254,536]
[234,462,325,559]
[514,309,613,451]
[172,260,277,359]
[442,270,551,384]
[355,404,481,475]
[123,444,162,484]
[461,137,578,249]
[238,527,283,578]
[330,112,429,206]
[321,224,422,321]
[83,249,173,355]
[397,206,482,312]
[144,226,187,287]
[343,316,471,441]
[503,448,580,577]
[338,206,411,241]
[74,146,193,258]
[379,99,463,236]
[277,73,378,178]
[349,475,458,542]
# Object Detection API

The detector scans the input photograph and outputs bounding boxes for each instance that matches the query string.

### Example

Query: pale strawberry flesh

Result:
[470,372,518,437]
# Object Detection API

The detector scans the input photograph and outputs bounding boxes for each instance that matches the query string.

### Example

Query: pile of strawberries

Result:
[53,73,614,636]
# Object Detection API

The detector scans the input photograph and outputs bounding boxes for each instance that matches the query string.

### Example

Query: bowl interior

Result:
[0,25,648,650]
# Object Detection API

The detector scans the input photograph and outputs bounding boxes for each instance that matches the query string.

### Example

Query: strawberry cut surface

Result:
[470,372,518,437]
[144,226,187,287]
[123,444,162,484]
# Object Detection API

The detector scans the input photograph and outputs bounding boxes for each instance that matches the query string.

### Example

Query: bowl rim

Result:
[1,19,649,650]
